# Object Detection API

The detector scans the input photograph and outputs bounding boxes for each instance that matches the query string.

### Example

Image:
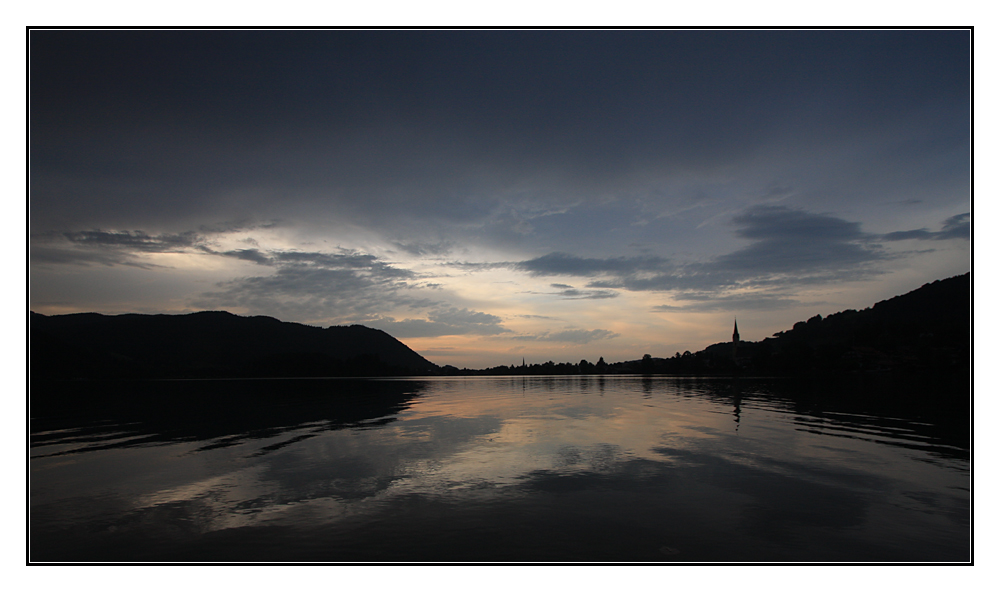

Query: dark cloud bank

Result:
[30,30,969,244]
[516,205,970,310]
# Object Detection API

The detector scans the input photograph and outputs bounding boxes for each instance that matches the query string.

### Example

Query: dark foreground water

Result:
[29,375,970,563]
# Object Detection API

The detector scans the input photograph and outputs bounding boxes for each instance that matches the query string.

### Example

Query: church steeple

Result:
[733,318,740,362]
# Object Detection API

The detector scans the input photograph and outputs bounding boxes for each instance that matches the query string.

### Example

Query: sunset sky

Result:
[28,29,970,368]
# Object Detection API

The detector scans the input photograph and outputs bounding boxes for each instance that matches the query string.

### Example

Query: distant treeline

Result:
[445,273,970,379]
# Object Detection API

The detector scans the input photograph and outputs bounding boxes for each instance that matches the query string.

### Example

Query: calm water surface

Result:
[30,376,970,562]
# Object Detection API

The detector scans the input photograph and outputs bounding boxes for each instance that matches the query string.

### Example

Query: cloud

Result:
[652,293,802,313]
[704,205,886,279]
[553,289,619,300]
[444,260,515,273]
[546,329,619,343]
[391,240,455,256]
[63,229,203,251]
[33,224,422,285]
[367,307,510,338]
[193,264,419,321]
[526,284,619,300]
[517,252,671,277]
[882,213,970,241]
[195,247,510,335]
[211,247,418,281]
[271,250,414,276]
[29,245,165,269]
[33,224,279,269]
[730,206,865,242]
[510,328,620,344]
[190,243,464,327]
[428,307,503,327]
[30,229,209,269]
[197,220,280,235]
[517,206,895,304]
[218,248,272,265]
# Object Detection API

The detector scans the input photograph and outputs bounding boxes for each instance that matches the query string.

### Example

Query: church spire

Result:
[733,318,740,362]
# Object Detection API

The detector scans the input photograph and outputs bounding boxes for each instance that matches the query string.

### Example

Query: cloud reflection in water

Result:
[30,376,969,562]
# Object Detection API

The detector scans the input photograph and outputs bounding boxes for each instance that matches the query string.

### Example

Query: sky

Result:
[28,29,971,369]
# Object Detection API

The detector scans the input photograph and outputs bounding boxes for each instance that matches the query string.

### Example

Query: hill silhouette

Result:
[30,311,438,379]
[691,272,971,377]
[452,273,970,379]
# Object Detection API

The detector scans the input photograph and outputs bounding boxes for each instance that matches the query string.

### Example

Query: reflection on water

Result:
[30,376,970,562]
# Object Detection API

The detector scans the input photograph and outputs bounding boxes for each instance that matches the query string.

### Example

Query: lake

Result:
[29,375,970,563]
